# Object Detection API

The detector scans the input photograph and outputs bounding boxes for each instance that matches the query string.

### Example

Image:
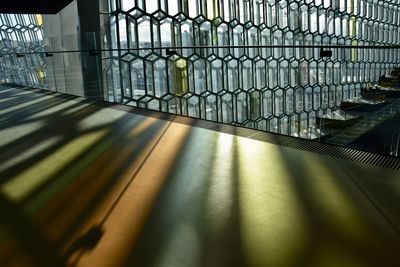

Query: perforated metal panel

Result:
[173,114,400,171]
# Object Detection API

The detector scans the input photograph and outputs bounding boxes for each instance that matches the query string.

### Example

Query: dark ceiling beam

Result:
[0,0,73,14]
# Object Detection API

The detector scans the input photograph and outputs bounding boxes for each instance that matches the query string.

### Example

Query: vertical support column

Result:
[77,0,104,99]
[42,1,84,96]
[99,0,113,101]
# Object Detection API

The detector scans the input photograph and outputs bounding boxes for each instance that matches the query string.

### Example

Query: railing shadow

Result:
[0,85,178,266]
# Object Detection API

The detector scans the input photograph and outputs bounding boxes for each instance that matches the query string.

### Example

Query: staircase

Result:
[320,68,400,154]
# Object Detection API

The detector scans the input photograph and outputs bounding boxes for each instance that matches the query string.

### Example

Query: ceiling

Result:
[0,0,73,14]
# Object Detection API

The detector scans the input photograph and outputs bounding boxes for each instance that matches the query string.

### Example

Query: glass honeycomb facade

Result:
[0,14,46,88]
[1,1,400,138]
[103,0,400,136]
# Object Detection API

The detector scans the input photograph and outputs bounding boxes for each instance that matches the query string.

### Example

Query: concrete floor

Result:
[0,84,400,267]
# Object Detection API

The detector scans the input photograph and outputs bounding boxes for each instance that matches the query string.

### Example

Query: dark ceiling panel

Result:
[0,0,73,14]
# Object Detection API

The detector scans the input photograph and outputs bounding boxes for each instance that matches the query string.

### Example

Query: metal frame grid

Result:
[0,14,46,88]
[103,0,400,137]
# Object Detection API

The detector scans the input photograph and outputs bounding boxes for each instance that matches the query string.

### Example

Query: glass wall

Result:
[102,0,400,136]
[0,14,46,88]
[1,1,400,138]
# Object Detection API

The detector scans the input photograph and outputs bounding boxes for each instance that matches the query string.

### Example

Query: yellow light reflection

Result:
[128,117,158,137]
[35,15,43,26]
[1,130,108,201]
[301,155,374,247]
[33,118,157,243]
[307,241,370,267]
[206,133,234,232]
[238,139,310,267]
[75,123,191,267]
[0,136,61,173]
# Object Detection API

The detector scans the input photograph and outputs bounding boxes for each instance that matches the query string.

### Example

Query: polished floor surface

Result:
[0,84,400,267]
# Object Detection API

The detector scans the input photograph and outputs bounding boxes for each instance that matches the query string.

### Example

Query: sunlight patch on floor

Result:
[0,121,45,148]
[27,98,82,119]
[1,129,108,202]
[301,155,376,249]
[238,139,310,267]
[0,94,55,115]
[206,133,235,232]
[0,136,61,172]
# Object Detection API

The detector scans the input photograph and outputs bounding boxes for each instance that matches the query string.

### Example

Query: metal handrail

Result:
[1,44,400,57]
